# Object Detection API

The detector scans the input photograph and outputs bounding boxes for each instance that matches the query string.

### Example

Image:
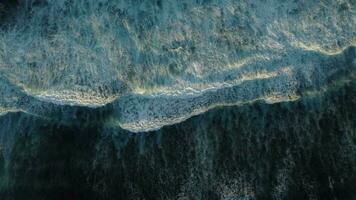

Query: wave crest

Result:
[0,0,355,132]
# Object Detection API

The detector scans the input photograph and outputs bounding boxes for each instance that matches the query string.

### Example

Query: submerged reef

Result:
[0,0,355,199]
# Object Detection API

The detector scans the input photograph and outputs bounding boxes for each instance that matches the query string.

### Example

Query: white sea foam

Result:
[0,0,355,132]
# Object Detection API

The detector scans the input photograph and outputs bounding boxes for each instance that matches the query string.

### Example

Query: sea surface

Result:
[0,0,355,199]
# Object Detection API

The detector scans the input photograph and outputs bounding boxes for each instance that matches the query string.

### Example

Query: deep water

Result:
[0,81,355,200]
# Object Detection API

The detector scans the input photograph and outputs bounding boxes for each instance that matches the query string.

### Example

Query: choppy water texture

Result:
[0,0,355,200]
[0,0,355,132]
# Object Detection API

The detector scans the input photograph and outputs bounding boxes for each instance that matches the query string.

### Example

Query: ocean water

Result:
[0,0,355,199]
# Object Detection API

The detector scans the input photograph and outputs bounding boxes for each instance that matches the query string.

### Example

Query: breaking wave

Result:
[0,0,355,132]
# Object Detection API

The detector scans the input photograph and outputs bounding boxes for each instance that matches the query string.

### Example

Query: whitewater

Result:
[0,0,355,132]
